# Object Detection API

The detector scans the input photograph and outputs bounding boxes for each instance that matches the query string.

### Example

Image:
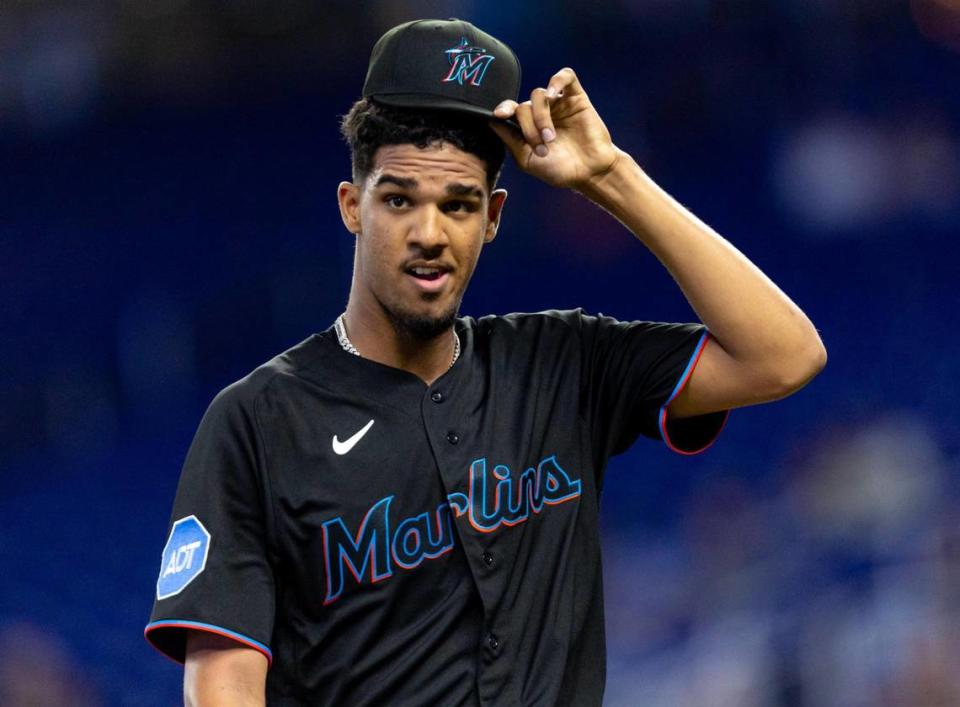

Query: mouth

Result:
[404,264,453,293]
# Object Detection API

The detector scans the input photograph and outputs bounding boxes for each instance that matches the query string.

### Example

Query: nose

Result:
[407,204,449,252]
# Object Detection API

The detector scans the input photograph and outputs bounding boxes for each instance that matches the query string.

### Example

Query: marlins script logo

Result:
[321,455,582,605]
[442,36,495,87]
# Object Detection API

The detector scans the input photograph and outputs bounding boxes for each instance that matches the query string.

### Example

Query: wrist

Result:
[574,147,634,203]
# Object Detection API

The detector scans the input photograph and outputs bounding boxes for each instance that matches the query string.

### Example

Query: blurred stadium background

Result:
[2,0,959,704]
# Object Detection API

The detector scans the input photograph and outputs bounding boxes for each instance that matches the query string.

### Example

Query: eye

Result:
[385,195,409,208]
[442,200,477,214]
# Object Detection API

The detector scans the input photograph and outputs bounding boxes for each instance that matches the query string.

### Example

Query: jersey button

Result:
[487,633,500,651]
[482,552,494,567]
[431,391,444,403]
[446,431,460,445]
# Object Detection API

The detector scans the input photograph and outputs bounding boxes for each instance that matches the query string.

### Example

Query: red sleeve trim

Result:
[144,619,272,666]
[658,331,730,456]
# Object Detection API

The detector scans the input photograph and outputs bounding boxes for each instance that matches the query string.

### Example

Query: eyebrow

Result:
[374,174,484,198]
[375,174,417,190]
[445,183,484,198]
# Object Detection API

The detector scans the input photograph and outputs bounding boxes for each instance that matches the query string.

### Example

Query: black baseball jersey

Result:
[145,308,728,705]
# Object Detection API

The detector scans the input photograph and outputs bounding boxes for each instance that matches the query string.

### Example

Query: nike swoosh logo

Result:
[332,419,375,455]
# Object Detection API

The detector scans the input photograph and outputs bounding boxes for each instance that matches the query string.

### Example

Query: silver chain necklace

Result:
[334,313,461,370]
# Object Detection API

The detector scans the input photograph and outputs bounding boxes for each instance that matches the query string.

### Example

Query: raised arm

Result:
[489,68,826,418]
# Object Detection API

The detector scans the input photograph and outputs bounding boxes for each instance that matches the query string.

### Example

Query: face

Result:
[338,142,507,340]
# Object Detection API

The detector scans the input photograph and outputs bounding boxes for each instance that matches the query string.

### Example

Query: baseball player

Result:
[145,18,825,706]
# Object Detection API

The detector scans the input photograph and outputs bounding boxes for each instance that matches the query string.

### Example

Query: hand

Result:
[488,67,620,191]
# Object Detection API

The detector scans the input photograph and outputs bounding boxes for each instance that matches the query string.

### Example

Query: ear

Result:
[484,189,508,243]
[337,181,362,235]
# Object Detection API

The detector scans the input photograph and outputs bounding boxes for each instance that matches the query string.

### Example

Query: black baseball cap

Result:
[362,19,521,121]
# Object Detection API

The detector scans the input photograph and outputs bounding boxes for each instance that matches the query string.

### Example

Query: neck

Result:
[342,298,456,386]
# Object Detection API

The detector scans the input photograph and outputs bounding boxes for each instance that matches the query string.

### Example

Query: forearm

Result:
[578,149,826,385]
[186,682,264,707]
[184,632,267,707]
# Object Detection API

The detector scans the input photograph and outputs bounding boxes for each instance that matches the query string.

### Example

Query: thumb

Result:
[488,120,529,163]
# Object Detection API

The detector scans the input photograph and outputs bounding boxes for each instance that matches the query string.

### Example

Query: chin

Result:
[385,301,459,340]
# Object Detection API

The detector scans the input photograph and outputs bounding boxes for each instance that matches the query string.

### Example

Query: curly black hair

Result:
[339,98,506,191]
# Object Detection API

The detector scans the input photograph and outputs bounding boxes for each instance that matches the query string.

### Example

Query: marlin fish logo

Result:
[442,36,495,87]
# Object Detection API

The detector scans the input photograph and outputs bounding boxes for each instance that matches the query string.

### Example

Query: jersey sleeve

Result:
[144,381,276,666]
[578,309,729,459]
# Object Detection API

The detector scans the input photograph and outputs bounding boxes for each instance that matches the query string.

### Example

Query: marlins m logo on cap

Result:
[442,37,495,87]
[362,19,520,120]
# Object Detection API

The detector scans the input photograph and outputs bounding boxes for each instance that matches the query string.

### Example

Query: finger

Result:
[529,87,556,144]
[487,120,528,162]
[545,67,583,100]
[513,102,548,158]
[493,99,518,120]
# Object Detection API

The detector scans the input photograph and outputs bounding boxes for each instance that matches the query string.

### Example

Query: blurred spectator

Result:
[772,112,960,235]
[0,622,101,706]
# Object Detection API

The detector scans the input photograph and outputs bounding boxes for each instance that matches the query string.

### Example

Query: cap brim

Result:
[369,93,518,127]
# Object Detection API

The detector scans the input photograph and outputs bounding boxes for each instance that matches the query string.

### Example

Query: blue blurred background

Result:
[2,1,959,704]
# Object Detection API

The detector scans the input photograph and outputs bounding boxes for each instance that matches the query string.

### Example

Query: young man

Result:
[145,19,825,706]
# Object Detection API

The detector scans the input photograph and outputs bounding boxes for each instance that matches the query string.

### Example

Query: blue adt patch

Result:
[157,515,211,600]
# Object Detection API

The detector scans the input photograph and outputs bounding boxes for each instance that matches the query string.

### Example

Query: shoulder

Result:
[461,309,703,360]
[205,334,325,419]
[464,308,643,347]
[467,308,593,338]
